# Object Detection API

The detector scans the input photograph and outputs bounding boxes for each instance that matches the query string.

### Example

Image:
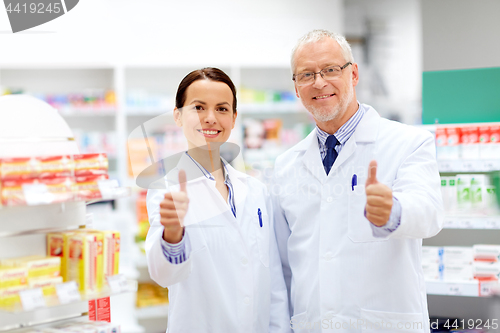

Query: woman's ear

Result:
[173,107,182,127]
[232,110,238,129]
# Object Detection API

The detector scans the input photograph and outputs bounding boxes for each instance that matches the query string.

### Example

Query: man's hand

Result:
[365,160,393,227]
[160,170,189,243]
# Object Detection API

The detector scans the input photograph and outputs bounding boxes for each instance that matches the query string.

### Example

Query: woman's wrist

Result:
[163,227,184,244]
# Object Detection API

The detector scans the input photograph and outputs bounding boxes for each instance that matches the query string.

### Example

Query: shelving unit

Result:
[421,122,500,322]
[0,95,139,332]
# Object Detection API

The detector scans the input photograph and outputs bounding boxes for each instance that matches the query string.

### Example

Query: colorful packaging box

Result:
[102,231,120,279]
[67,231,104,294]
[1,177,74,206]
[0,266,28,289]
[38,155,73,179]
[0,285,27,309]
[0,157,39,180]
[48,231,76,282]
[74,154,108,177]
[28,276,63,297]
[73,175,109,200]
[473,244,500,262]
[0,255,61,279]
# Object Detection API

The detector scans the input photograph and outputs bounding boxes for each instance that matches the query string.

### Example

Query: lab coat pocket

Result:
[256,213,270,267]
[347,185,388,243]
[360,308,425,332]
[290,311,308,333]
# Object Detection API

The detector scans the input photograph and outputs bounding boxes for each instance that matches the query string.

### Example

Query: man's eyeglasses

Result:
[292,62,352,86]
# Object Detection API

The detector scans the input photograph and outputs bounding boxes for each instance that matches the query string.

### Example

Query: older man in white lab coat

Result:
[272,29,444,333]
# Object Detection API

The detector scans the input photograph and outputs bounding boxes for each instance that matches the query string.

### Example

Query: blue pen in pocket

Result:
[352,174,357,191]
[258,208,263,227]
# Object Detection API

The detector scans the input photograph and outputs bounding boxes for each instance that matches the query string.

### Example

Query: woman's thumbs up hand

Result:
[160,170,190,243]
[365,160,393,227]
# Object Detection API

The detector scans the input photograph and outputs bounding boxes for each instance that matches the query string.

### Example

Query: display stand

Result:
[0,95,141,332]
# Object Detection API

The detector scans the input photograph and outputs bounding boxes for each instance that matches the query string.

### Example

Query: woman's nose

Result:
[203,109,217,124]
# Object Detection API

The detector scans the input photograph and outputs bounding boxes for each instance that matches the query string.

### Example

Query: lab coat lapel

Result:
[299,129,327,183]
[328,105,380,174]
[224,162,248,226]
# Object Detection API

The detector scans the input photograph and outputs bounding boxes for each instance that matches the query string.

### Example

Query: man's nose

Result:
[312,73,328,89]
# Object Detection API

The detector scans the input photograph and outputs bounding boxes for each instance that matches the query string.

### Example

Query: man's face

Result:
[293,38,358,123]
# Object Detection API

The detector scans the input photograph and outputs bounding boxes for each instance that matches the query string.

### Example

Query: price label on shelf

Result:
[446,283,463,296]
[479,281,498,297]
[22,183,52,205]
[458,219,474,229]
[486,218,500,229]
[20,288,46,311]
[106,274,128,293]
[56,281,81,304]
[97,179,119,199]
[443,217,459,229]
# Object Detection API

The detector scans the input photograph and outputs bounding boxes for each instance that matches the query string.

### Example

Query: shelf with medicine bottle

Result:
[0,95,140,333]
[417,122,500,324]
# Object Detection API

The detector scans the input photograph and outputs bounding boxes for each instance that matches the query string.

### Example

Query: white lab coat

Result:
[272,105,444,333]
[146,153,291,333]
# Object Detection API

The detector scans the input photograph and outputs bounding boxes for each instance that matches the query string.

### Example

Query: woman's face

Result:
[174,79,237,150]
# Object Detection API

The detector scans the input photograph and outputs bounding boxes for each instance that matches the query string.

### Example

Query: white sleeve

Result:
[266,190,293,333]
[270,176,293,319]
[145,188,194,287]
[387,132,444,239]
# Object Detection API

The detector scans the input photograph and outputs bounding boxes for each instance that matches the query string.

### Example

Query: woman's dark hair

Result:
[175,67,237,112]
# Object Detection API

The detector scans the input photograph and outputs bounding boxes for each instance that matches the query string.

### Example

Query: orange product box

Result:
[102,231,120,279]
[73,174,109,200]
[1,177,75,206]
[74,154,108,177]
[67,231,104,294]
[0,157,40,180]
[0,266,28,289]
[38,155,73,178]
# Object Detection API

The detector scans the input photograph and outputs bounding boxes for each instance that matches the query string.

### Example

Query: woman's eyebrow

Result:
[191,100,206,104]
[216,102,230,106]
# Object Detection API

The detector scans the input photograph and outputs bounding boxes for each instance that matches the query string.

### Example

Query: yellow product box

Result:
[28,276,63,297]
[102,231,120,278]
[0,285,27,309]
[48,231,76,282]
[1,255,61,279]
[0,266,28,289]
[67,231,103,294]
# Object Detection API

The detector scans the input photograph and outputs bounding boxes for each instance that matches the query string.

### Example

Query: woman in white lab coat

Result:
[145,68,290,333]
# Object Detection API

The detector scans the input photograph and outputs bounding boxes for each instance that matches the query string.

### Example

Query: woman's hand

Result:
[160,170,189,243]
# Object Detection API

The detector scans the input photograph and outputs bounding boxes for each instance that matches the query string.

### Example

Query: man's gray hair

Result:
[291,29,354,72]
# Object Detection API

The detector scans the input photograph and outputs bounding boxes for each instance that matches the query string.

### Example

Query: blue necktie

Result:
[323,135,339,175]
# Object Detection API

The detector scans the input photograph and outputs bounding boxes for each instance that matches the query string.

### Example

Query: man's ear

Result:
[351,62,359,87]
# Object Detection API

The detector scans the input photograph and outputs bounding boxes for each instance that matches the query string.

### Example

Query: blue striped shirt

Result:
[316,103,366,160]
[160,153,236,264]
[316,103,401,236]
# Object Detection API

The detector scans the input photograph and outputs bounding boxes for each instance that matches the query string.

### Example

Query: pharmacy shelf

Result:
[0,188,131,237]
[58,107,117,116]
[438,160,500,173]
[443,215,500,229]
[0,280,137,331]
[426,280,499,297]
[136,304,169,320]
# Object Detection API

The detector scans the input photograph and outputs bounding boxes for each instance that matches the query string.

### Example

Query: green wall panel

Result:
[422,67,500,124]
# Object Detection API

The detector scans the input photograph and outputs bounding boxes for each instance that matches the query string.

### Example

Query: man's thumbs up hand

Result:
[160,170,190,243]
[365,161,393,227]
